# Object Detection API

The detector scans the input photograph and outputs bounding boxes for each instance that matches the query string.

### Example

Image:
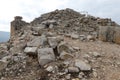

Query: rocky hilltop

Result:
[0,8,120,80]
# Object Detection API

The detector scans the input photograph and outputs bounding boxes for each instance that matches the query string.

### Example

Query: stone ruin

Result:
[10,16,29,38]
[10,8,120,44]
[0,8,120,80]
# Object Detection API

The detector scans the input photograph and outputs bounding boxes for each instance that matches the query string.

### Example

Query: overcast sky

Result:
[0,0,120,32]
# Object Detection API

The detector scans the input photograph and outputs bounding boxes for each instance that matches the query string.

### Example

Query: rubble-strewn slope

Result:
[0,8,120,80]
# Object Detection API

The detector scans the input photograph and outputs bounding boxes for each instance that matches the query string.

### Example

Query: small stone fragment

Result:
[71,33,79,39]
[74,59,92,71]
[46,66,54,72]
[68,66,79,73]
[92,52,101,58]
[65,74,71,80]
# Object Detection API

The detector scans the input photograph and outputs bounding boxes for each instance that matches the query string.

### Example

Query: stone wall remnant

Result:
[10,16,28,37]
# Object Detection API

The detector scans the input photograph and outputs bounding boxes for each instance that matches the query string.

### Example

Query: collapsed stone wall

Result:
[11,16,29,38]
[1,8,120,80]
[31,8,84,25]
[10,8,120,44]
[30,8,119,40]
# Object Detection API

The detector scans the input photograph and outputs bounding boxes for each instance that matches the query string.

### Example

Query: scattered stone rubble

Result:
[0,8,120,80]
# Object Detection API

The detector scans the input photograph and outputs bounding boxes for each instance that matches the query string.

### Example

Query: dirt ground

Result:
[65,37,120,80]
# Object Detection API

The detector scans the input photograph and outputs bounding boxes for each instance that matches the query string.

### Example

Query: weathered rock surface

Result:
[11,16,29,37]
[27,35,48,47]
[60,51,73,60]
[68,66,79,73]
[37,48,55,66]
[113,27,120,44]
[57,42,74,54]
[74,59,91,71]
[24,47,37,56]
[47,37,59,48]
[99,26,120,44]
[71,33,79,39]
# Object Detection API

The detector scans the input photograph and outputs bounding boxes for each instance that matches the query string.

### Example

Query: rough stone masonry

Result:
[0,8,120,80]
[11,8,120,44]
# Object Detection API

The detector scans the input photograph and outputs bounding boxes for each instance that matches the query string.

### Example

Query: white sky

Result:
[0,0,120,32]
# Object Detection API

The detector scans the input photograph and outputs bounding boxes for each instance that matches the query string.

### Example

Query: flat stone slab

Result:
[37,48,55,66]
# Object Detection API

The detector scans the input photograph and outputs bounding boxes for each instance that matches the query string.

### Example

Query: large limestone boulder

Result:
[37,48,55,66]
[27,35,48,47]
[47,36,63,48]
[24,47,37,56]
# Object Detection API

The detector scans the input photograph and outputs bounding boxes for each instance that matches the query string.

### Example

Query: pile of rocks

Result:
[10,8,120,44]
[30,8,119,43]
[31,8,84,25]
[0,8,120,80]
[0,31,92,80]
[22,31,92,79]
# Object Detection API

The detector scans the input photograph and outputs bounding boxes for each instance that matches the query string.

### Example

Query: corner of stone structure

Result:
[14,16,23,21]
[10,16,28,39]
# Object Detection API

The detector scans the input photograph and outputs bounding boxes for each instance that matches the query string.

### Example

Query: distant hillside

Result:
[0,31,10,42]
